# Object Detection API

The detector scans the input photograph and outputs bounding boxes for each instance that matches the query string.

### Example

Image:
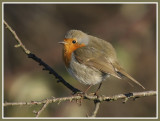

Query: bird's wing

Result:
[74,46,145,89]
[74,46,121,79]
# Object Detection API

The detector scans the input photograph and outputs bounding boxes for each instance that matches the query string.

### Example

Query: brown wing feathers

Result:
[74,47,145,89]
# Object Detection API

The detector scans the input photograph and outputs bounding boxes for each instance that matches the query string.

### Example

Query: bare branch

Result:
[91,101,101,117]
[4,20,80,94]
[35,100,50,117]
[4,20,30,54]
[4,91,156,106]
[4,95,82,107]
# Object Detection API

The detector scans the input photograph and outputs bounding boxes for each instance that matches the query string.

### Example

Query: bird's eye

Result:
[72,40,76,44]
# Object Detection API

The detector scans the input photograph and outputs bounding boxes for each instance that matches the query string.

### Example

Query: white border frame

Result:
[2,2,158,119]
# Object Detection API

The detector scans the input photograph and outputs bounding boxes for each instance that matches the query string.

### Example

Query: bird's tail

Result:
[118,69,145,89]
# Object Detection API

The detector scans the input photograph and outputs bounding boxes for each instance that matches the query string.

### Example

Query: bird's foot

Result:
[88,92,99,97]
[71,91,85,105]
[72,91,84,96]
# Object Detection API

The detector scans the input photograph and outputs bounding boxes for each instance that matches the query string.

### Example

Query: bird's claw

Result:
[71,91,84,105]
[72,91,84,96]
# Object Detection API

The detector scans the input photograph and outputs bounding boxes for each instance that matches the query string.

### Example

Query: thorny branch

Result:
[4,91,156,116]
[4,20,80,94]
[4,20,157,117]
[3,91,157,106]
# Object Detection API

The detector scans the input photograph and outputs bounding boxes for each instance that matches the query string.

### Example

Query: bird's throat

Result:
[63,43,85,67]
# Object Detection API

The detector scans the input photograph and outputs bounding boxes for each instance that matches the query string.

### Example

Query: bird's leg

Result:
[73,85,92,106]
[84,85,92,94]
[94,82,102,95]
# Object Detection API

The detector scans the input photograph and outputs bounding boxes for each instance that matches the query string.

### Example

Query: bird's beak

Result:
[58,41,67,45]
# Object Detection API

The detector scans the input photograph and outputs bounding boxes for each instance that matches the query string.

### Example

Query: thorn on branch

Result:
[58,100,62,105]
[69,98,73,102]
[14,44,21,48]
[123,98,129,103]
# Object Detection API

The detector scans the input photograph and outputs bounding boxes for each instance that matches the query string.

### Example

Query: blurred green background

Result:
[4,4,156,117]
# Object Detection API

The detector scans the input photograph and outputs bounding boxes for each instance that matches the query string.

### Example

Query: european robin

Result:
[59,30,145,93]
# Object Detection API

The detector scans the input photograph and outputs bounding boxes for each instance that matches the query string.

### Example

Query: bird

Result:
[59,30,145,93]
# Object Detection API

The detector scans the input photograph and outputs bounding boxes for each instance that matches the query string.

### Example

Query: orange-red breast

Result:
[59,30,145,92]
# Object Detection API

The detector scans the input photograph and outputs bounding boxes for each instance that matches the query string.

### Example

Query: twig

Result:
[91,101,101,117]
[4,20,80,94]
[35,100,50,117]
[4,95,82,106]
[4,20,30,54]
[4,91,156,107]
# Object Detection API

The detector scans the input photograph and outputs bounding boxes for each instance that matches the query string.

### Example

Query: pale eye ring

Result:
[72,40,76,44]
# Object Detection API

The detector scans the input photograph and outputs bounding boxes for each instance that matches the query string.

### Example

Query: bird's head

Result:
[59,30,89,51]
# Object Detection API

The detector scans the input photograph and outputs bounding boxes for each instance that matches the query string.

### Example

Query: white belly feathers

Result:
[66,53,103,85]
